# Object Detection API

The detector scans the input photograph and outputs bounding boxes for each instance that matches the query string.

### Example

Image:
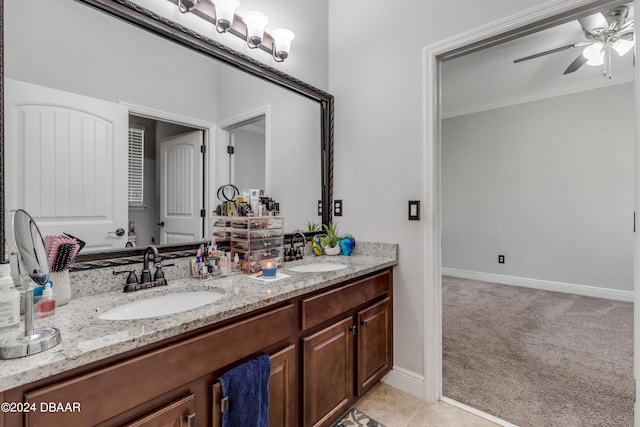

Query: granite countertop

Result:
[0,245,397,392]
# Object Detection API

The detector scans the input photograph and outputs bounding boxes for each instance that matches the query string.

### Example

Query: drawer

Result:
[231,228,283,239]
[301,270,390,330]
[232,237,283,251]
[24,304,295,426]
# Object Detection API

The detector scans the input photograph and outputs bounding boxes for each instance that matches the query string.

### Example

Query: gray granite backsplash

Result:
[69,241,397,299]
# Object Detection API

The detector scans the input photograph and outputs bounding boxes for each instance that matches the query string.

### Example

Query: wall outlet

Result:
[317,200,323,216]
[498,255,505,264]
[334,200,343,216]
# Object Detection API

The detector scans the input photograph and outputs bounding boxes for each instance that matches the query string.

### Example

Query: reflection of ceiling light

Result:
[612,38,634,56]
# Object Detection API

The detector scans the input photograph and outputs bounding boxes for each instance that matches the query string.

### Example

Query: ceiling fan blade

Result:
[563,54,589,75]
[514,42,585,63]
[578,12,609,34]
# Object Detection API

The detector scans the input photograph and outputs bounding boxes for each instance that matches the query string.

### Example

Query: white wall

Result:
[232,128,266,192]
[6,0,329,236]
[328,0,560,381]
[217,67,322,232]
[5,0,218,123]
[442,83,634,292]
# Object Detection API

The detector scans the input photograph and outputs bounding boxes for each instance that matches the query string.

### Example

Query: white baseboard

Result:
[442,268,634,302]
[441,397,520,427]
[381,366,425,399]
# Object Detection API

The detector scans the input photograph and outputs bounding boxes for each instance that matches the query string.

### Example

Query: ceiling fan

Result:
[514,5,634,78]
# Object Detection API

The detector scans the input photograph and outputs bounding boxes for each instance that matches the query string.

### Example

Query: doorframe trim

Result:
[422,0,638,405]
[217,106,272,195]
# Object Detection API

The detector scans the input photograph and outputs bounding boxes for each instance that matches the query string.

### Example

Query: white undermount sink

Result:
[98,291,226,320]
[288,263,348,273]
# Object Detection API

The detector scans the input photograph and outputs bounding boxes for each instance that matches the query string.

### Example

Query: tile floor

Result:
[353,383,500,427]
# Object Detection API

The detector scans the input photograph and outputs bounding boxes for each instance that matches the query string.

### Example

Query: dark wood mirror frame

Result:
[0,0,334,265]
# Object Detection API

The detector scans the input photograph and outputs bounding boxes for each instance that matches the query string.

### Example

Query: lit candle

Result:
[262,259,277,278]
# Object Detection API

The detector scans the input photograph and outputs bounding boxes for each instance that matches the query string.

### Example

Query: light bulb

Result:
[243,11,269,48]
[177,0,198,14]
[612,38,633,56]
[271,28,295,62]
[212,0,239,33]
[583,42,604,60]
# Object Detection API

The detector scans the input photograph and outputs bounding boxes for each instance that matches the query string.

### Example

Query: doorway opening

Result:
[122,103,217,249]
[423,0,638,424]
[127,114,205,247]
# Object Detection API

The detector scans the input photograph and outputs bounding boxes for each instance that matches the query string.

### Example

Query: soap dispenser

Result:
[36,281,56,319]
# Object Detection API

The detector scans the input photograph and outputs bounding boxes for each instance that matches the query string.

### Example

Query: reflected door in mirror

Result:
[6,79,129,252]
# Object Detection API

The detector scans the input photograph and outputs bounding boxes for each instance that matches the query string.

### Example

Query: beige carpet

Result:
[443,276,634,427]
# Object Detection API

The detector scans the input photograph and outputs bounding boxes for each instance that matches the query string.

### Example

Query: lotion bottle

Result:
[0,263,20,334]
[0,262,20,334]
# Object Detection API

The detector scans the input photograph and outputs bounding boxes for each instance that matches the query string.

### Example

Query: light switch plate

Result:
[408,201,420,220]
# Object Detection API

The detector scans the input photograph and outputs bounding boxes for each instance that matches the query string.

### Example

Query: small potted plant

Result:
[306,220,321,232]
[322,222,342,256]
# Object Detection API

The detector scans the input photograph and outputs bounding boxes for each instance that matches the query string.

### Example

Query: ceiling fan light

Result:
[586,52,604,66]
[582,42,604,60]
[612,38,634,56]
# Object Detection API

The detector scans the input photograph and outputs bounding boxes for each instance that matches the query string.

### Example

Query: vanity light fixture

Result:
[171,0,295,62]
[212,0,239,33]
[243,11,269,48]
[271,28,295,62]
[177,0,198,14]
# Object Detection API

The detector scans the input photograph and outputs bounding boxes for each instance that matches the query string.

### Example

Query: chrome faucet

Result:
[286,232,307,261]
[114,245,173,292]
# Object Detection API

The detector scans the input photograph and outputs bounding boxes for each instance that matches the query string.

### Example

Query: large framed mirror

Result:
[1,0,334,263]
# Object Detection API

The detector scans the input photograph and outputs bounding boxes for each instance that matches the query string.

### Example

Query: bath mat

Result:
[332,408,386,427]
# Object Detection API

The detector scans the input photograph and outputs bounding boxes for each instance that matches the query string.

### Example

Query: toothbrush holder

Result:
[49,270,71,306]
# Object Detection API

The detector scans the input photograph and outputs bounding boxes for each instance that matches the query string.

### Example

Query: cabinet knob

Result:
[360,319,368,327]
[183,412,196,427]
[349,325,357,335]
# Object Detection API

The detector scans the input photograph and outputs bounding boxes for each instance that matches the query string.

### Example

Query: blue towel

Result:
[219,354,271,427]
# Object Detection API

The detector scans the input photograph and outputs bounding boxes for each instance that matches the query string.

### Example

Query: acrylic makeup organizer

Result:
[212,216,284,273]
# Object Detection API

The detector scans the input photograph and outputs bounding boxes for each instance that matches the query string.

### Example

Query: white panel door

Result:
[159,131,204,244]
[5,79,129,251]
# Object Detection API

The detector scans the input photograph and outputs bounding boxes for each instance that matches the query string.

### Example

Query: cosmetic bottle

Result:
[0,262,20,334]
[232,253,240,273]
[218,256,230,276]
[36,281,56,319]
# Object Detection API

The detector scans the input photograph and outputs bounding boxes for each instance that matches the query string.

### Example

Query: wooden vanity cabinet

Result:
[126,394,196,427]
[211,344,296,427]
[1,267,392,427]
[301,270,393,427]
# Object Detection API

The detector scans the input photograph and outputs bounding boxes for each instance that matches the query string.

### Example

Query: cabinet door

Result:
[269,345,296,427]
[212,345,296,427]
[303,317,354,427]
[126,394,196,427]
[357,297,392,396]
